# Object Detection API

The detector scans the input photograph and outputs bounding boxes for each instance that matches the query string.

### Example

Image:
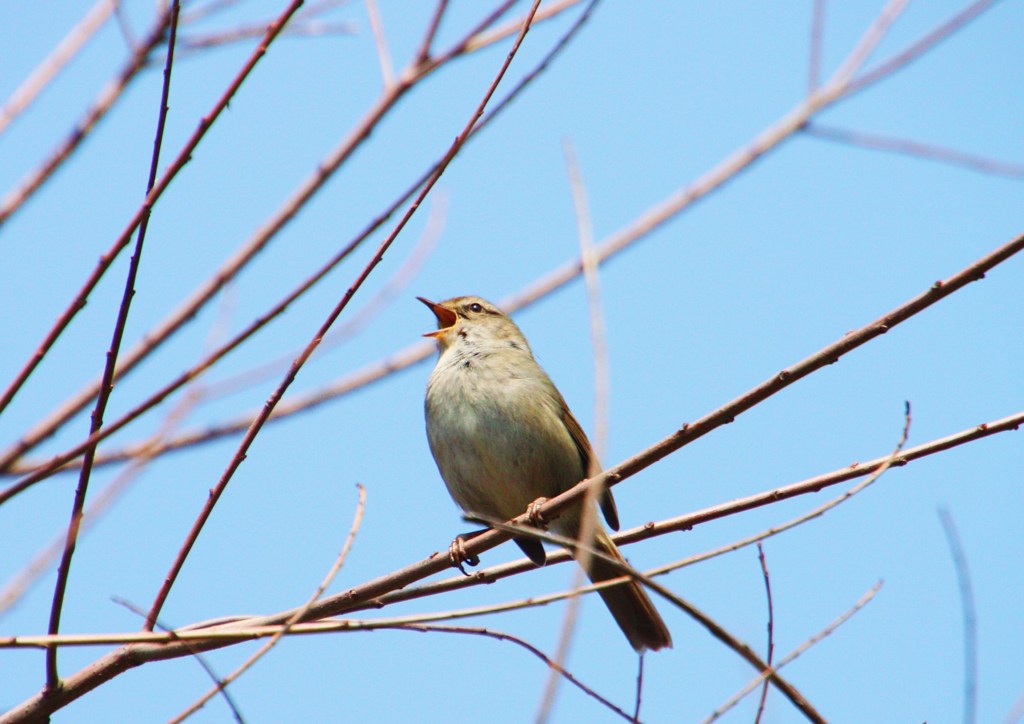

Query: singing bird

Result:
[419,295,671,652]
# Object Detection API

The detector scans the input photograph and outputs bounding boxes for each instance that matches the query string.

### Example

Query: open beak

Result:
[417,297,458,338]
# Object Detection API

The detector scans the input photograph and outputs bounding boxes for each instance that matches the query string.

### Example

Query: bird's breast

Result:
[425,354,583,520]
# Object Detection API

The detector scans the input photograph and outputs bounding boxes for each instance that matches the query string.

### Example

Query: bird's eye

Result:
[468,303,483,313]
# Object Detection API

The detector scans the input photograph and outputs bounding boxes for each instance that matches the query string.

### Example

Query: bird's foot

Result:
[526,497,550,528]
[449,535,481,576]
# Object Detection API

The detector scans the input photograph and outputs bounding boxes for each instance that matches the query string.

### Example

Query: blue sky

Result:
[1,1,1022,722]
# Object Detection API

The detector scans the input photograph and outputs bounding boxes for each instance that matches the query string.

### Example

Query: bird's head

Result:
[417,295,527,354]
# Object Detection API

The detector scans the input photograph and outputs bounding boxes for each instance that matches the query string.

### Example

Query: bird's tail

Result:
[579,527,672,652]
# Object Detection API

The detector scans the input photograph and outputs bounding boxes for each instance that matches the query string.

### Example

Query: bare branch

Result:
[0,0,117,135]
[141,0,545,636]
[0,7,172,228]
[755,543,774,724]
[421,516,826,723]
[707,582,883,722]
[563,138,609,460]
[534,134,610,724]
[0,0,591,475]
[939,508,978,724]
[414,0,450,65]
[807,0,825,93]
[0,0,305,419]
[382,406,1004,612]
[394,625,635,721]
[466,0,582,52]
[44,1,182,689]
[111,598,245,723]
[0,0,602,485]
[365,0,395,87]
[170,484,367,722]
[632,656,644,723]
[824,0,910,89]
[847,0,999,96]
[804,123,1024,179]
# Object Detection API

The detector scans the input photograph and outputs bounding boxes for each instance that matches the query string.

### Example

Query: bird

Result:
[418,294,671,652]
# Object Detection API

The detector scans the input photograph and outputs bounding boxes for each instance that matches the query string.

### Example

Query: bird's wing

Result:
[559,397,620,531]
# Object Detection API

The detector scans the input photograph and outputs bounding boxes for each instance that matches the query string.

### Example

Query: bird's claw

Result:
[449,536,480,576]
[527,497,550,528]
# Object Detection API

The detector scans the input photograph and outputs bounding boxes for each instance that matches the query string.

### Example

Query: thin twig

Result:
[706,582,883,723]
[204,194,446,400]
[939,507,978,724]
[0,382,203,616]
[170,484,366,722]
[534,554,589,723]
[807,0,825,94]
[0,0,118,135]
[365,0,395,87]
[0,0,587,475]
[414,0,450,65]
[142,0,544,634]
[113,1,137,49]
[824,0,910,89]
[632,655,644,723]
[846,0,999,97]
[0,7,172,228]
[18,516,822,719]
[111,598,245,723]
[471,519,825,723]
[0,0,304,419]
[804,123,1024,179]
[465,0,581,52]
[1,287,233,614]
[563,138,609,459]
[755,543,774,724]
[534,132,608,724]
[398,624,634,721]
[0,0,601,485]
[44,0,181,690]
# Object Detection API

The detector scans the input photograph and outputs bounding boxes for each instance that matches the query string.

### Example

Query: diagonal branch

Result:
[0,0,305,420]
[707,582,883,723]
[0,6,172,227]
[47,0,999,472]
[44,0,182,690]
[939,508,978,724]
[0,0,118,135]
[2,403,1020,718]
[0,0,591,475]
[804,123,1024,178]
[388,405,1018,608]
[141,0,545,634]
[0,0,602,492]
[439,231,1024,571]
[169,484,367,722]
